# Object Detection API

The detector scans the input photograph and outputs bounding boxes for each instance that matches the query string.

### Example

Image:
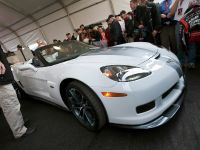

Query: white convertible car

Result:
[12,41,185,130]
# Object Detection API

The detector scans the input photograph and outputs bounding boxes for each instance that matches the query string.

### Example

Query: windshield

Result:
[36,41,94,65]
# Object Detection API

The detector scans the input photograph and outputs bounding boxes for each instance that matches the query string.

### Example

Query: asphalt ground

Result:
[1,61,200,150]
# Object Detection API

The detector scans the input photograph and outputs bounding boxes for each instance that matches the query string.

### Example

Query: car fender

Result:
[57,63,117,89]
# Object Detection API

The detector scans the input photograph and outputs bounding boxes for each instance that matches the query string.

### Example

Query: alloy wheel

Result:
[67,88,96,127]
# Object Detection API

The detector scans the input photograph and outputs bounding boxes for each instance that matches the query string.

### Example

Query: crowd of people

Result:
[58,0,200,69]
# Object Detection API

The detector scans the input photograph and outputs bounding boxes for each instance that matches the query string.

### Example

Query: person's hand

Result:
[161,14,167,18]
[138,25,144,29]
[0,61,6,75]
[152,30,158,37]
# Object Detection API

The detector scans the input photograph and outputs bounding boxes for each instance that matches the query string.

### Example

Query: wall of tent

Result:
[0,0,132,62]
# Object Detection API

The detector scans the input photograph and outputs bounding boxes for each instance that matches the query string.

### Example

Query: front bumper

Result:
[94,63,185,126]
[111,87,185,129]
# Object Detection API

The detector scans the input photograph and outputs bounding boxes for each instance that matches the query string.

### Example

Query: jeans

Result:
[160,25,177,54]
[187,42,197,64]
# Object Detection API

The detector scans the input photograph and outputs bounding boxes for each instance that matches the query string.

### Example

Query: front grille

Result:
[136,101,155,114]
[162,83,177,99]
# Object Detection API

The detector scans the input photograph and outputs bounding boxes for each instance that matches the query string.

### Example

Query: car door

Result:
[18,64,52,100]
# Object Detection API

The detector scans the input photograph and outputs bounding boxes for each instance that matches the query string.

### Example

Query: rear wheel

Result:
[65,81,106,131]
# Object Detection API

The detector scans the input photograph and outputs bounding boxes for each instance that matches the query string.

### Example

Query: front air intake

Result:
[136,101,155,114]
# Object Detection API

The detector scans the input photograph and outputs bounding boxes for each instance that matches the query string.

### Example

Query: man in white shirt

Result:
[173,0,190,21]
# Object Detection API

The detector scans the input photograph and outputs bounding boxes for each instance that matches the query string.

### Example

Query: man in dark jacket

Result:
[0,45,35,139]
[107,15,125,46]
[134,0,161,43]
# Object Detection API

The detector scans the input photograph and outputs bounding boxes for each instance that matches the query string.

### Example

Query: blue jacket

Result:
[160,0,172,14]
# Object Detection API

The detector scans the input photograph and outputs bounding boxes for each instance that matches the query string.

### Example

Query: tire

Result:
[12,82,27,100]
[65,81,107,131]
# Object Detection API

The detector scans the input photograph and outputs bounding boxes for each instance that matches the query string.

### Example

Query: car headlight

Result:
[100,65,151,82]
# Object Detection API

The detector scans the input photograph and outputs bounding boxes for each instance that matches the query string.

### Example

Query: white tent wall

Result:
[20,30,44,46]
[61,0,76,6]
[67,0,104,14]
[0,3,24,26]
[0,33,17,44]
[0,29,12,38]
[110,0,131,14]
[11,18,33,31]
[16,23,38,36]
[3,38,21,52]
[70,1,112,28]
[1,0,131,45]
[32,3,63,20]
[41,17,74,43]
[1,0,132,62]
[38,9,66,26]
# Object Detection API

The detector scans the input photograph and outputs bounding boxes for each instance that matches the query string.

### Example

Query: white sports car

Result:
[12,41,185,130]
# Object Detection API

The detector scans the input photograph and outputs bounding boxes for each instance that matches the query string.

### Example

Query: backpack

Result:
[179,5,200,43]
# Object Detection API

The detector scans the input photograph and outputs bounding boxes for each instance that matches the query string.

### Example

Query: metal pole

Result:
[19,49,27,61]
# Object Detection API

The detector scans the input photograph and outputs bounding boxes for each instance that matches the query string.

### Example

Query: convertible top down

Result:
[12,41,185,130]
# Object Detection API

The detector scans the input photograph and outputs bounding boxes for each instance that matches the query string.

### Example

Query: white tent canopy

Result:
[0,0,132,52]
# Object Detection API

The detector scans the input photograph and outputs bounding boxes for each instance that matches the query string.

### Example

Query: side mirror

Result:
[18,63,38,72]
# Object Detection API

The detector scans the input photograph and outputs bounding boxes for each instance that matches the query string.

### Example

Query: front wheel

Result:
[65,81,107,131]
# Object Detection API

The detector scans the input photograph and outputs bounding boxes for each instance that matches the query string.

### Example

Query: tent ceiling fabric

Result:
[1,0,56,15]
[0,0,132,52]
[0,3,24,26]
[0,0,82,39]
[0,0,80,38]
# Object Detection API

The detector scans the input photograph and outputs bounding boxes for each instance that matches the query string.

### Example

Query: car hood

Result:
[76,43,158,65]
